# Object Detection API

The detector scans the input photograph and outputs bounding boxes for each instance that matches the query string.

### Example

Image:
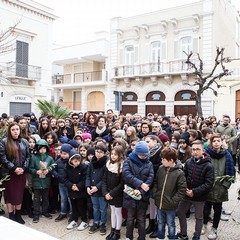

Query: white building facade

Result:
[0,0,57,116]
[109,0,240,119]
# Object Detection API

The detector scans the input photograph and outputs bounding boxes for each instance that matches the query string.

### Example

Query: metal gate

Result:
[10,102,31,116]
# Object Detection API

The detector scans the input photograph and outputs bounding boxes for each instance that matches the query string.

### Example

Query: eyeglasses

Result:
[95,150,104,154]
[152,126,159,128]
[172,122,178,125]
[72,117,78,120]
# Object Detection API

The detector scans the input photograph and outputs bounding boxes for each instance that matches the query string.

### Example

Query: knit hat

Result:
[59,136,69,144]
[133,141,149,156]
[86,147,95,157]
[158,133,169,144]
[179,132,190,145]
[82,133,92,141]
[68,139,79,148]
[60,143,72,154]
[114,129,126,138]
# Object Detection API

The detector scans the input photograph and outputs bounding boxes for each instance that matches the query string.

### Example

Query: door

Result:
[10,102,31,116]
[122,105,138,115]
[174,105,197,116]
[235,90,240,119]
[146,106,165,115]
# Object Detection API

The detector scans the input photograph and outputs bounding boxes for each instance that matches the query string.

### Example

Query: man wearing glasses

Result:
[71,113,83,137]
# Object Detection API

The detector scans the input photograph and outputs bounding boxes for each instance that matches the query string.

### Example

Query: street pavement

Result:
[2,173,240,240]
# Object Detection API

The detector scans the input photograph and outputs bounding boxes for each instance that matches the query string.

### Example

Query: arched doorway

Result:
[174,90,197,116]
[235,90,240,119]
[122,92,138,115]
[145,91,166,115]
[87,91,105,112]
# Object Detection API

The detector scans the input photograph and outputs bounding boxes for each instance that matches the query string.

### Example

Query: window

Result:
[122,92,138,101]
[175,90,196,101]
[150,41,161,72]
[124,46,134,75]
[16,40,29,78]
[180,37,192,58]
[146,91,166,101]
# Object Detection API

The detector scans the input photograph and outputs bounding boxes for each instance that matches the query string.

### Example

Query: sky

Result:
[36,0,240,46]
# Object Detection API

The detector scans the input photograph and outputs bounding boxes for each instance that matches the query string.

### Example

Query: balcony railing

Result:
[113,59,196,77]
[52,70,103,84]
[6,62,41,80]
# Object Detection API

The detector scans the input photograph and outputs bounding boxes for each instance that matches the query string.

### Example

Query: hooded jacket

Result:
[184,153,214,201]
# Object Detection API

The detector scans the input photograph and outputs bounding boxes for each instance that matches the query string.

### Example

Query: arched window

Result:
[175,90,196,101]
[122,92,138,101]
[146,91,165,101]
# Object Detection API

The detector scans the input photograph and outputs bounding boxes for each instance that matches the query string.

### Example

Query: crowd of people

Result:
[0,110,239,240]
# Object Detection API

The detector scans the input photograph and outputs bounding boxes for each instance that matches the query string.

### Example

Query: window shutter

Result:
[134,47,138,64]
[16,40,29,78]
[193,37,199,53]
[161,42,166,60]
[119,49,123,65]
[174,40,179,59]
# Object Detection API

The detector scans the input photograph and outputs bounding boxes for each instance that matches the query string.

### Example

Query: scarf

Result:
[205,147,235,176]
[149,143,161,157]
[129,152,149,167]
[95,126,107,135]
[106,160,123,174]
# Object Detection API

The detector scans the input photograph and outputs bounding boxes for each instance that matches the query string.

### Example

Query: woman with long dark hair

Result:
[38,117,52,138]
[0,122,30,224]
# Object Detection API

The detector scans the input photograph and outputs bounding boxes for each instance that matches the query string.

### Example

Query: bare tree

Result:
[185,47,230,117]
[0,21,19,55]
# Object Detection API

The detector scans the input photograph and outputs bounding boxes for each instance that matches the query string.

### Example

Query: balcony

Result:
[5,62,41,82]
[52,70,106,86]
[113,59,196,78]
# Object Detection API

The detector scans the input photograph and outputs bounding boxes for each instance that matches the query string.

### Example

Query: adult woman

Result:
[83,113,97,134]
[0,122,30,224]
[126,126,137,144]
[91,116,109,141]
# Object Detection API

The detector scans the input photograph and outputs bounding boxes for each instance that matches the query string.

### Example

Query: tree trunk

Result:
[196,92,203,117]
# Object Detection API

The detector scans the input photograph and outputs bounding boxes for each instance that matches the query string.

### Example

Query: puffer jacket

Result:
[153,163,186,210]
[86,155,108,197]
[52,157,68,184]
[205,147,235,202]
[184,153,214,201]
[65,160,88,199]
[0,137,30,171]
[122,153,154,210]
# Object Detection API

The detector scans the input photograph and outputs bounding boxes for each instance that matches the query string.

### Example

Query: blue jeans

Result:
[59,183,72,215]
[157,209,176,239]
[91,196,107,225]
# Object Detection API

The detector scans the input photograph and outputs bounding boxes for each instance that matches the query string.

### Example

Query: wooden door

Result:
[145,105,165,115]
[174,105,197,116]
[122,105,138,115]
[235,90,240,120]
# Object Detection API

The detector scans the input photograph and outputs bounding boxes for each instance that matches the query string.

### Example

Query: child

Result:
[65,149,89,231]
[177,132,192,164]
[86,143,108,235]
[102,146,125,240]
[78,143,90,164]
[82,132,93,145]
[202,133,235,239]
[52,143,73,222]
[122,141,154,240]
[29,139,55,223]
[153,146,186,240]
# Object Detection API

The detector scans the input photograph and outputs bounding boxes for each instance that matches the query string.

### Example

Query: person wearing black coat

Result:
[176,140,214,240]
[86,143,108,235]
[102,146,124,240]
[122,141,154,240]
[65,149,88,230]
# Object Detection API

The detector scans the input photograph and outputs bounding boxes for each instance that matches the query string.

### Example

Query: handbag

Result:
[123,184,142,200]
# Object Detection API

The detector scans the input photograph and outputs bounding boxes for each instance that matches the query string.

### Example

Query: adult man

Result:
[151,121,162,136]
[106,109,116,123]
[70,113,83,138]
[176,140,214,240]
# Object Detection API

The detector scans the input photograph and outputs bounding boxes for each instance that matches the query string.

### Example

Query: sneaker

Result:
[88,223,99,234]
[220,214,229,221]
[201,224,207,235]
[77,221,88,231]
[176,233,189,240]
[208,228,217,240]
[67,220,78,230]
[55,214,67,222]
[99,224,106,235]
[88,219,94,227]
[222,210,232,215]
[42,212,52,219]
[33,215,39,223]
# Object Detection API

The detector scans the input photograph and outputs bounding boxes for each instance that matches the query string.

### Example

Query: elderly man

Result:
[151,121,162,136]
